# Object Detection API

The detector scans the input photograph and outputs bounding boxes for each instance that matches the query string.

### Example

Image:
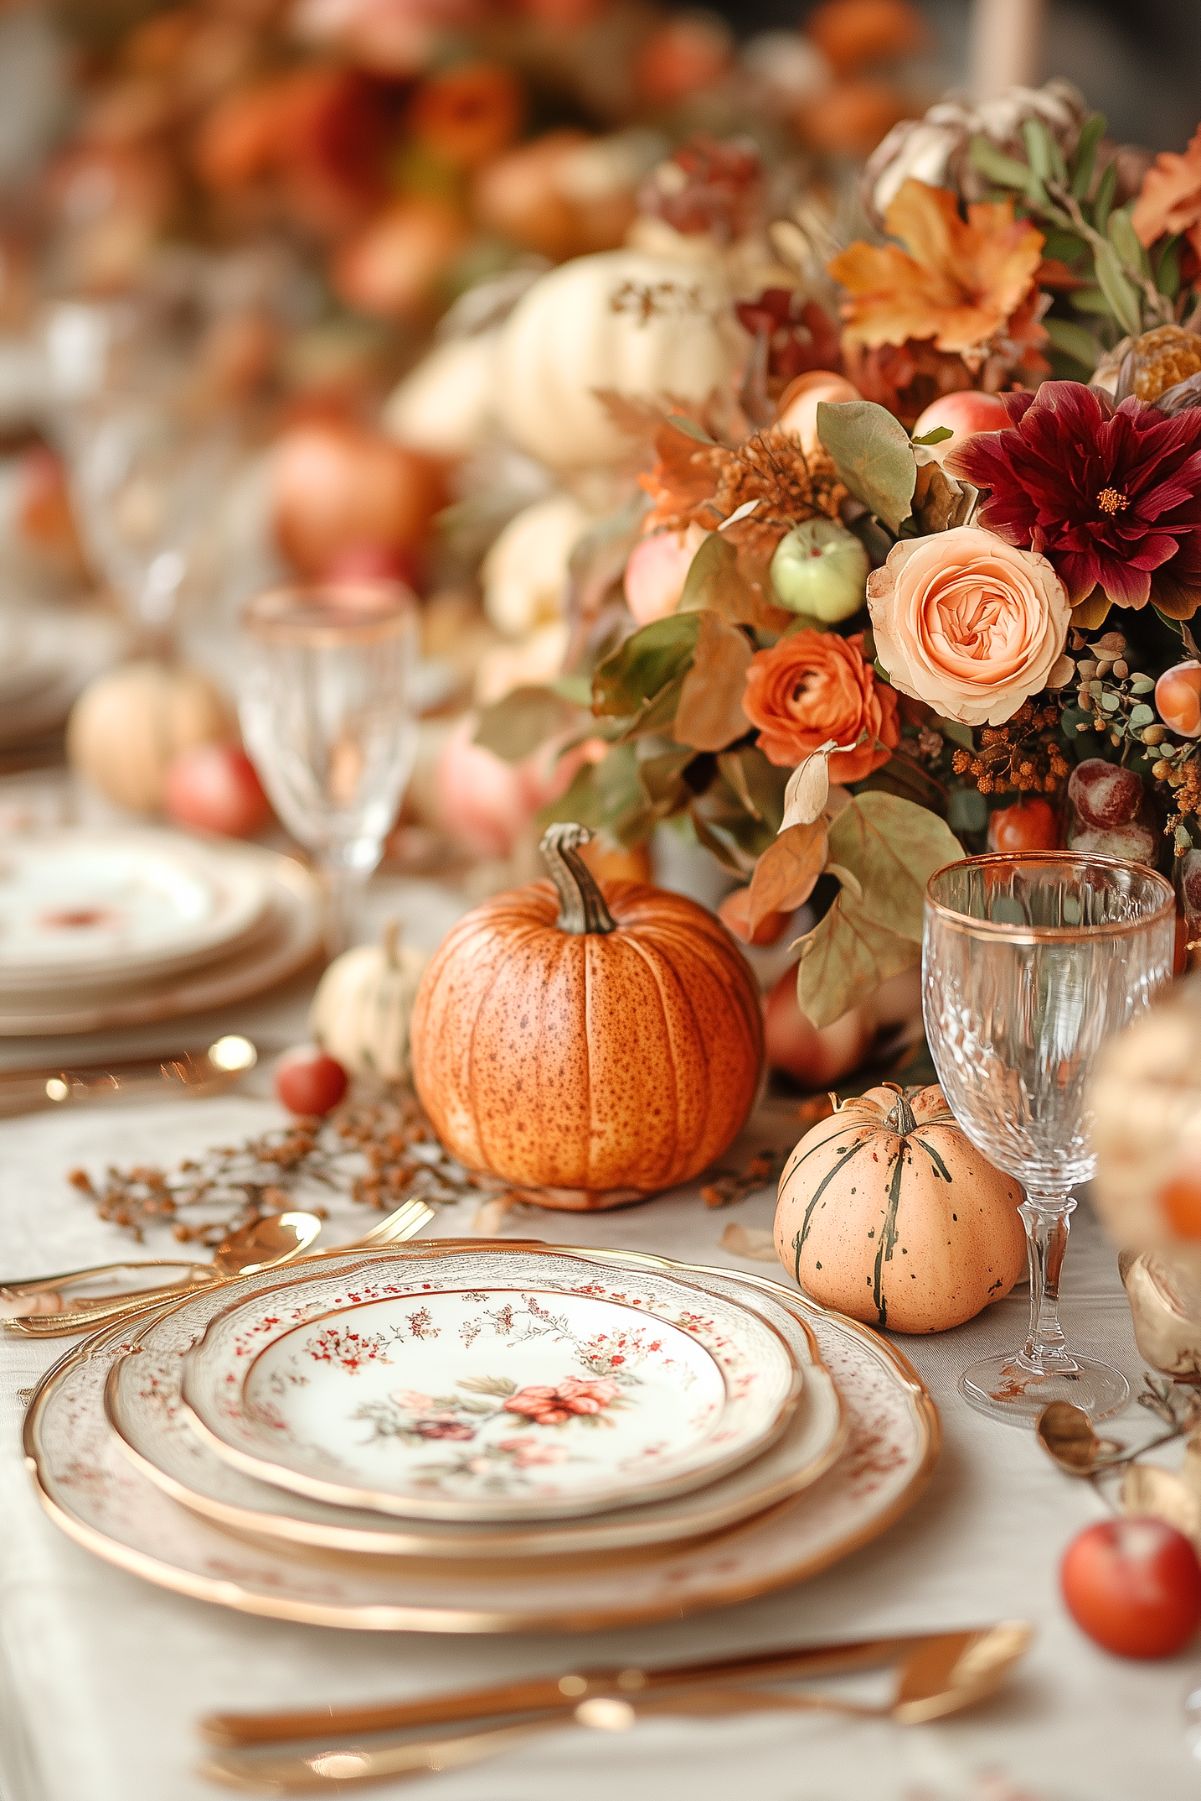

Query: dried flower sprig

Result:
[950,699,1071,796]
[66,1092,500,1247]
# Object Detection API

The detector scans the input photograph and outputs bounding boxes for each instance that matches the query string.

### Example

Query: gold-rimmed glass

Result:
[239,581,418,951]
[923,851,1175,1425]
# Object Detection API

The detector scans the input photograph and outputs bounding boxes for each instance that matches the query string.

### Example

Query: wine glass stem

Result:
[1019,1192,1076,1371]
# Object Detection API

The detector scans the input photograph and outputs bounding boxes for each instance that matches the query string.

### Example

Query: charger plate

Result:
[178,1247,801,1522]
[24,1246,939,1633]
[107,1248,841,1556]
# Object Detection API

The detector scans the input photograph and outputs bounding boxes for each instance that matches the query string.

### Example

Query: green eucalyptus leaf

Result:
[816,400,917,533]
[1093,161,1118,230]
[1156,237,1183,301]
[968,135,1041,196]
[1043,316,1102,369]
[593,612,701,717]
[911,426,953,446]
[1070,112,1107,199]
[474,687,582,762]
[1092,241,1143,336]
[1108,206,1148,274]
[795,892,917,1027]
[826,791,963,940]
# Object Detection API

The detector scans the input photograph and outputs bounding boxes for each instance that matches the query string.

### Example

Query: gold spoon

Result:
[1,1210,322,1328]
[201,1624,1032,1794]
[1037,1401,1181,1479]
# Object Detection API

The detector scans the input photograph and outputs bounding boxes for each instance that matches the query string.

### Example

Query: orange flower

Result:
[1132,124,1201,268]
[407,62,524,171]
[828,179,1045,359]
[742,631,899,779]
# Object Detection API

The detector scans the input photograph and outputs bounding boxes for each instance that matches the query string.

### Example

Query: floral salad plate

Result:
[178,1248,802,1522]
[25,1247,939,1633]
[106,1247,843,1559]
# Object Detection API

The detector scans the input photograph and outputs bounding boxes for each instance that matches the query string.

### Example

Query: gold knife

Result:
[200,1626,989,1750]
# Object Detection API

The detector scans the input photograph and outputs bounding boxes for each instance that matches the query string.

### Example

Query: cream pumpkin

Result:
[774,1084,1027,1334]
[309,922,426,1083]
[67,659,233,814]
[493,250,739,472]
[410,823,763,1208]
[481,494,592,638]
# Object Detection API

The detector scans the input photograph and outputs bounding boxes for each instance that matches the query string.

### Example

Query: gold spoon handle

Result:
[4,1276,222,1336]
[1,1258,212,1301]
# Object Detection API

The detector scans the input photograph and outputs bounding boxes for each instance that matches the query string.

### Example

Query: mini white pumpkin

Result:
[309,921,427,1083]
[66,658,233,814]
[382,333,498,460]
[494,249,739,471]
[481,494,592,637]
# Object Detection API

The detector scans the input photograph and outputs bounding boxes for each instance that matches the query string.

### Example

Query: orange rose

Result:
[866,526,1071,726]
[742,630,899,779]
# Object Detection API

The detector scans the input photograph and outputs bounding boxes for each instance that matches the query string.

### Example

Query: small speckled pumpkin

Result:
[773,1083,1027,1333]
[410,823,763,1209]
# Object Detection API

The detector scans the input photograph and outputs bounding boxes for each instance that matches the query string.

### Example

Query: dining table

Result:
[0,821,1196,1801]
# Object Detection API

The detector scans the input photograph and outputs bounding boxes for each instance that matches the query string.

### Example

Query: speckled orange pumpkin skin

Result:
[410,878,764,1209]
[773,1084,1027,1333]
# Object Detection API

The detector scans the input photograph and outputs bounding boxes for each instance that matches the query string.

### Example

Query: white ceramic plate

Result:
[0,847,320,1035]
[106,1248,843,1559]
[179,1249,802,1522]
[0,830,269,983]
[25,1247,939,1633]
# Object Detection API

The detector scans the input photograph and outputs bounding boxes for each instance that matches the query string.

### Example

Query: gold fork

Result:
[6,1198,436,1338]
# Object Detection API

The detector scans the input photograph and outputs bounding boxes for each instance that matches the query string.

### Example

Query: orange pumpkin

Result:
[411,823,763,1209]
[774,1083,1026,1333]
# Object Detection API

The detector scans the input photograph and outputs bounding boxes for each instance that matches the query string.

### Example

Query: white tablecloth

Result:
[0,878,1197,1801]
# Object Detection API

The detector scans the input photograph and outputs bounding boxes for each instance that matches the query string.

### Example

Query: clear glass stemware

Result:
[923,852,1176,1425]
[239,581,419,953]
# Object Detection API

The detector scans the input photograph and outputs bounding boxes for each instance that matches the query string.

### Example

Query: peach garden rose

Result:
[867,526,1071,727]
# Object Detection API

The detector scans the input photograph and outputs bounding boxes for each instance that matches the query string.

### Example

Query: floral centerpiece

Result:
[478,92,1201,1031]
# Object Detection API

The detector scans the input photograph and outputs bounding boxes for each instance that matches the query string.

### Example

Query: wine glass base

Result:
[959,1353,1129,1426]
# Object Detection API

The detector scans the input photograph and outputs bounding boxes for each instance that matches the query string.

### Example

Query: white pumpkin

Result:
[309,922,427,1083]
[474,621,570,707]
[494,249,740,471]
[382,333,498,460]
[481,494,592,637]
[66,659,233,814]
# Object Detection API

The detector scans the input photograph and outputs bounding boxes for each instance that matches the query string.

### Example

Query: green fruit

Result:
[770,519,870,622]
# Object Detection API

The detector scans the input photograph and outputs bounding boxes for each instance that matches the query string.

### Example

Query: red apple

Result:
[776,371,860,457]
[332,198,467,322]
[270,420,443,579]
[911,390,1013,465]
[164,744,272,838]
[764,971,874,1088]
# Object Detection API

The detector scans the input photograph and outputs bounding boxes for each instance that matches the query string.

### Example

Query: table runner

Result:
[1,1079,1194,1801]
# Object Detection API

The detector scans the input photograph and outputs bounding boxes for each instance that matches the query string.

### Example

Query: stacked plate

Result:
[24,1241,940,1631]
[0,827,321,1034]
[0,604,126,754]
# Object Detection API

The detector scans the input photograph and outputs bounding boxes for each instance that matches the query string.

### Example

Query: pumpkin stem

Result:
[540,824,616,936]
[381,919,402,966]
[884,1088,918,1137]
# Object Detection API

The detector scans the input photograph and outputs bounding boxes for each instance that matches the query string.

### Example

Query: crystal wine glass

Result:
[239,582,419,952]
[923,851,1175,1425]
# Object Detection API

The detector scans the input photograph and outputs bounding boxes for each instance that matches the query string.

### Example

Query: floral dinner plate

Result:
[179,1247,802,1522]
[24,1247,938,1633]
[105,1246,843,1560]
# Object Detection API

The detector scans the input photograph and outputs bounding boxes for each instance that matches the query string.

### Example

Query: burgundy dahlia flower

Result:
[946,380,1201,624]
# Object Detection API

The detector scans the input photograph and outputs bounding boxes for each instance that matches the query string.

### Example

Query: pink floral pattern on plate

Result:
[28,1248,937,1631]
[180,1256,803,1520]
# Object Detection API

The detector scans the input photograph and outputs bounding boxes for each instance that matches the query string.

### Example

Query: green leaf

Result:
[911,426,953,447]
[1070,112,1107,199]
[968,135,1041,196]
[795,892,917,1027]
[1093,161,1118,230]
[1023,119,1066,186]
[538,744,649,843]
[678,531,738,614]
[827,791,963,941]
[949,787,989,838]
[1156,237,1182,301]
[1108,206,1147,274]
[1071,286,1122,317]
[1043,317,1102,369]
[593,613,700,718]
[474,687,581,762]
[1129,703,1155,728]
[672,610,753,752]
[717,748,788,828]
[665,413,717,445]
[816,401,917,534]
[1092,241,1142,336]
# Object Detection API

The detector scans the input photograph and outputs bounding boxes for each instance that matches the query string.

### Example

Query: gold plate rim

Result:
[106,1249,845,1560]
[24,1243,940,1635]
